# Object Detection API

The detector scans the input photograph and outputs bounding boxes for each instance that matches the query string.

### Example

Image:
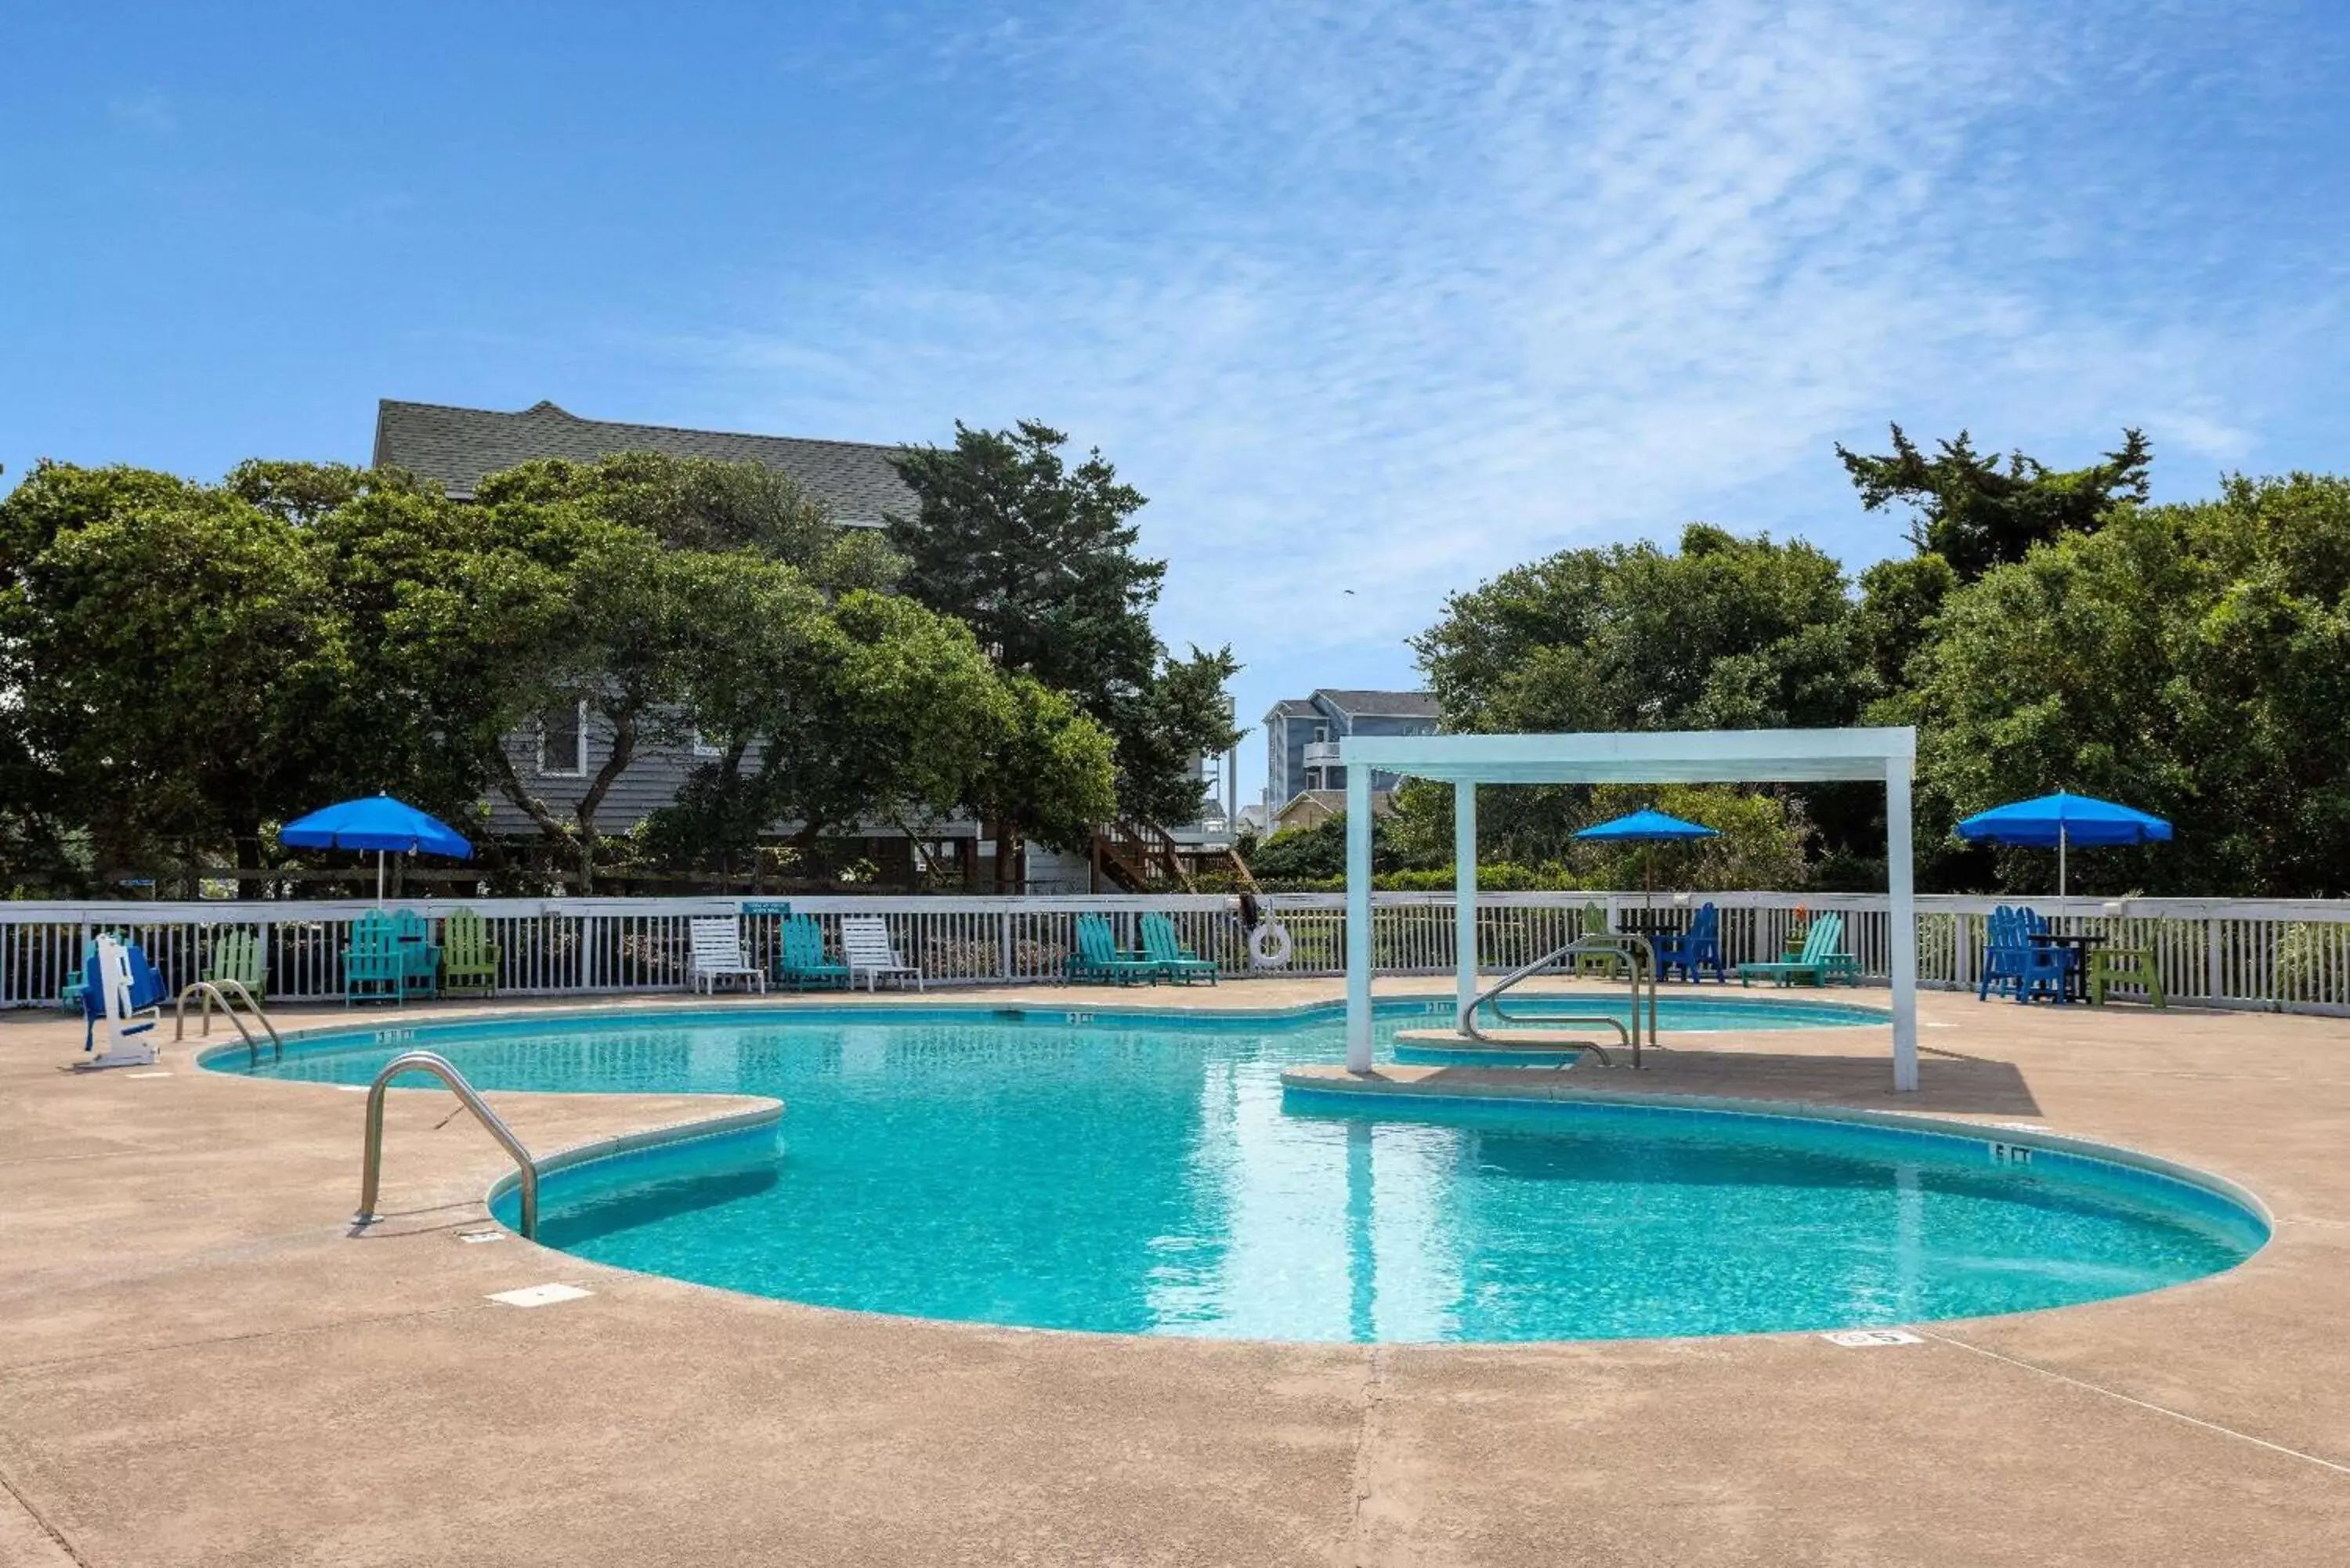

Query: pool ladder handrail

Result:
[173,980,283,1067]
[352,1050,539,1240]
[1457,934,1658,1068]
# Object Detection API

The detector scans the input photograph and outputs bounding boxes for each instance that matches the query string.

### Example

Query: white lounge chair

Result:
[841,915,922,992]
[688,916,767,994]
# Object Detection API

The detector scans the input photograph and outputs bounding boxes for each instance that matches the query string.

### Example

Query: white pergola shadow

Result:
[1337,727,1920,1091]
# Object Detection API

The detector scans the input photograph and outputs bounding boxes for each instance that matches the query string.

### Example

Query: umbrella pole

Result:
[377,851,385,903]
[2059,826,2067,898]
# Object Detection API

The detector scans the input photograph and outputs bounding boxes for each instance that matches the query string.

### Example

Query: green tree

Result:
[1838,425,2152,583]
[1414,523,1861,735]
[1407,523,1864,867]
[887,421,1242,839]
[0,461,353,883]
[475,450,905,589]
[1889,473,2350,895]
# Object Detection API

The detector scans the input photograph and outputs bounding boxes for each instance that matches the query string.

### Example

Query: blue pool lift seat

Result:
[81,937,168,1057]
[1653,902,1726,984]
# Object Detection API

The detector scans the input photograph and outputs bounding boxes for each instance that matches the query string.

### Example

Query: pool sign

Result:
[741,901,793,916]
[1820,1328,1923,1347]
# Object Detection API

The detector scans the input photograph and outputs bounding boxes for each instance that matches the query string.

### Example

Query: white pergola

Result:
[1338,727,1922,1091]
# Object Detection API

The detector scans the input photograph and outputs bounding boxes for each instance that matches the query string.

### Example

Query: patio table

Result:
[2028,932,2102,1003]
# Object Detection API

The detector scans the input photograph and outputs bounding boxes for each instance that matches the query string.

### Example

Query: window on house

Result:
[1313,721,1332,743]
[538,700,587,777]
[690,728,722,759]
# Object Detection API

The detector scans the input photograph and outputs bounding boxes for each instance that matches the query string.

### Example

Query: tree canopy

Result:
[1837,425,2152,582]
[0,446,1123,895]
[888,421,1242,846]
[1886,473,2350,895]
[1386,435,2350,898]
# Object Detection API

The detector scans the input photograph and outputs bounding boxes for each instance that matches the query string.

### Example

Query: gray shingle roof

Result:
[1315,688,1441,718]
[1266,699,1321,721]
[372,399,918,525]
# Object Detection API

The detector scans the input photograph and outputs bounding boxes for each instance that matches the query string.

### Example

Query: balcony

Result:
[1303,740,1343,768]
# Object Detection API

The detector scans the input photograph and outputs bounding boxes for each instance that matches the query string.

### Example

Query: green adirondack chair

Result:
[773,915,851,992]
[389,908,441,999]
[1573,901,1620,977]
[1139,912,1218,985]
[1737,912,1847,988]
[204,928,267,1001]
[1065,913,1159,985]
[439,908,501,997]
[343,910,406,1006]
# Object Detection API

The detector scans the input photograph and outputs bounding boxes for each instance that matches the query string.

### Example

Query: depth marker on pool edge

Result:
[489,1284,591,1307]
[1821,1329,1923,1347]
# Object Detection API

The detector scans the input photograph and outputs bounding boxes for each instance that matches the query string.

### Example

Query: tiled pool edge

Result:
[1278,1067,2275,1238]
[483,1102,786,1227]
[189,988,1889,1072]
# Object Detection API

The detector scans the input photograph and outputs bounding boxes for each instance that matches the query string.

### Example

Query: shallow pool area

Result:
[213,997,2265,1342]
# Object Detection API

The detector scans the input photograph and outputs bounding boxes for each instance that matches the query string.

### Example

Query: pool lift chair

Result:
[80,934,168,1069]
[1454,932,1659,1068]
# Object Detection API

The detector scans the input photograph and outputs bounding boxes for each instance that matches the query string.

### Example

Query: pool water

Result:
[219,999,2264,1342]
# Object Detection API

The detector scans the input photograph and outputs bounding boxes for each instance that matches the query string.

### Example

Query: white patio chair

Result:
[840,915,922,992]
[688,916,767,994]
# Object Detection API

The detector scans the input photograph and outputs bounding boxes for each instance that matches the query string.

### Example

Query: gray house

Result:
[1262,689,1441,826]
[372,399,956,862]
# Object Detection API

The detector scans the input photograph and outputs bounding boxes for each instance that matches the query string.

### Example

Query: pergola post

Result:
[1454,781,1478,1021]
[1346,763,1375,1072]
[1887,756,1919,1093]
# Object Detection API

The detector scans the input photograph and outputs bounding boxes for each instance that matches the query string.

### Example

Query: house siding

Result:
[1262,689,1441,813]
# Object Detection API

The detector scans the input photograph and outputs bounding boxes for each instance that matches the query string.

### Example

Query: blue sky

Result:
[6,2,2347,807]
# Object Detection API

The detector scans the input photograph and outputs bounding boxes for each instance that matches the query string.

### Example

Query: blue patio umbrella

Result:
[1575,809,1719,909]
[279,793,472,899]
[1954,791,2171,896]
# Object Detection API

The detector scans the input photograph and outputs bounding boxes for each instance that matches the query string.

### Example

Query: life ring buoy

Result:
[1249,920,1293,969]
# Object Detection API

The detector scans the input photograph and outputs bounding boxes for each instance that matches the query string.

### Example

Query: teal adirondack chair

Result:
[389,909,441,999]
[343,910,406,1006]
[439,908,501,997]
[1139,912,1218,985]
[57,934,114,1013]
[1065,913,1159,985]
[774,915,851,992]
[204,928,267,1001]
[1737,912,1849,988]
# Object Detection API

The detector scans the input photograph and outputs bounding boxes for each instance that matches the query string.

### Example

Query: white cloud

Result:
[648,0,2301,753]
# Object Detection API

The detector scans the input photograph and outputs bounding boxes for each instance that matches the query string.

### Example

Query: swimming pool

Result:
[214,997,2265,1342]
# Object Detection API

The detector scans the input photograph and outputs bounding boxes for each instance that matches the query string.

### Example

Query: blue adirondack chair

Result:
[773,914,851,992]
[343,910,407,1006]
[1653,902,1725,983]
[1978,906,2067,1003]
[2019,907,2082,999]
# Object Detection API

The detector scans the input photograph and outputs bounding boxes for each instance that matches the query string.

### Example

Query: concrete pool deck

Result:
[2,981,2346,1566]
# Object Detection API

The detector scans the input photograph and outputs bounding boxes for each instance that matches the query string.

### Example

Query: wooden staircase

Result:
[1090,817,1257,894]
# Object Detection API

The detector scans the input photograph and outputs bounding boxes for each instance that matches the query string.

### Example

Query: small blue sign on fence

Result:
[740,901,793,916]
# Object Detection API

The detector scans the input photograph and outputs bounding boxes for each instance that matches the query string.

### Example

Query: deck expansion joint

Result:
[1918,1331,2350,1478]
[0,1459,92,1567]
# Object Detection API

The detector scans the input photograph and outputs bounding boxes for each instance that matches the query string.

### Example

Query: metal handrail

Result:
[173,980,283,1066]
[1456,934,1657,1068]
[352,1050,540,1239]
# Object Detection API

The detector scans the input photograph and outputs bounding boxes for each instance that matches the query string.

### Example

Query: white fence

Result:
[6,890,2350,1015]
